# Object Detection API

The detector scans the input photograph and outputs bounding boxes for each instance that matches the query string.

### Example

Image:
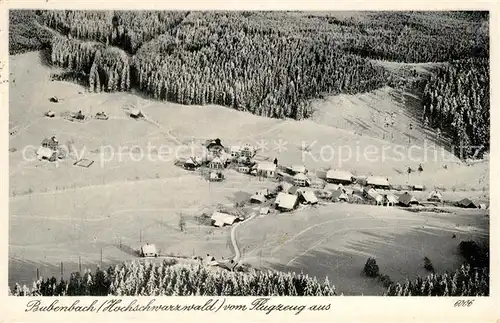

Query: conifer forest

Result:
[9,10,489,157]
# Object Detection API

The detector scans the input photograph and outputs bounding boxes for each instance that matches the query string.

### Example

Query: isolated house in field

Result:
[36,146,56,162]
[325,170,354,185]
[275,192,299,211]
[140,244,158,257]
[183,157,198,171]
[293,173,310,187]
[208,157,225,169]
[457,198,479,209]
[210,212,240,227]
[384,194,398,207]
[45,110,55,118]
[256,162,277,178]
[427,190,443,202]
[299,190,318,205]
[398,192,419,207]
[366,176,391,190]
[331,189,349,202]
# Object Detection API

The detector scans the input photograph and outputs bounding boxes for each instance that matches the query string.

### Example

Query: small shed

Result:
[184,157,198,170]
[130,108,143,118]
[275,192,299,211]
[325,170,354,184]
[366,176,391,190]
[256,162,277,178]
[456,198,479,209]
[260,207,271,215]
[140,244,158,257]
[413,184,424,191]
[398,192,419,207]
[293,173,310,187]
[238,166,250,173]
[209,171,224,182]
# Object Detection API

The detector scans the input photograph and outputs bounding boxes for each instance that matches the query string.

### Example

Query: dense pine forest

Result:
[9,10,490,155]
[421,58,490,158]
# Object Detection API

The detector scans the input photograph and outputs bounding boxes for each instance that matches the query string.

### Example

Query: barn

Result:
[325,170,354,185]
[366,176,391,190]
[140,244,158,257]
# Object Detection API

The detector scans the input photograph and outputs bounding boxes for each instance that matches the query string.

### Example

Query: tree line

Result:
[9,259,488,296]
[9,261,336,296]
[421,58,489,158]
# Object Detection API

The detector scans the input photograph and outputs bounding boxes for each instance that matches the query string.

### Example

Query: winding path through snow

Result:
[231,212,258,264]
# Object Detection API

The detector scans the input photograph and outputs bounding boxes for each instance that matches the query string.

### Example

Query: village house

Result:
[427,190,443,202]
[398,192,419,207]
[256,162,277,178]
[325,170,354,185]
[293,173,310,187]
[240,145,255,158]
[299,190,318,205]
[366,176,391,190]
[364,187,383,205]
[275,192,299,212]
[384,194,398,207]
[456,198,479,209]
[208,156,225,169]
